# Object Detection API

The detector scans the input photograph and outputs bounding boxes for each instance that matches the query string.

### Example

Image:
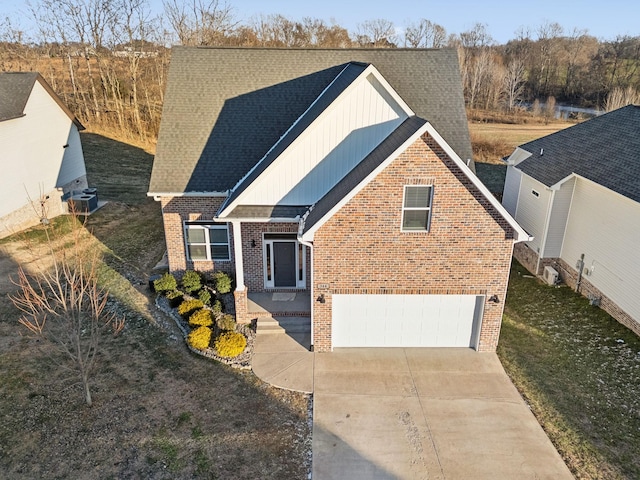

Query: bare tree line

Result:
[2,1,640,142]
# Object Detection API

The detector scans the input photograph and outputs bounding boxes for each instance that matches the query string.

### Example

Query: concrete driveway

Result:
[312,348,573,479]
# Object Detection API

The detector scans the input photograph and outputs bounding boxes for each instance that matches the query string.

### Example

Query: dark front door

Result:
[273,241,296,287]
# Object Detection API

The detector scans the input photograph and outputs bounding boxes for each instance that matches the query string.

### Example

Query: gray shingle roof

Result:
[517,105,640,202]
[227,205,310,218]
[149,47,472,195]
[0,72,84,128]
[302,116,427,234]
[0,72,38,122]
[219,62,369,211]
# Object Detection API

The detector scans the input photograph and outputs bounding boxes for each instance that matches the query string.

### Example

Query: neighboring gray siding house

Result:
[149,47,528,352]
[503,105,640,335]
[0,72,88,237]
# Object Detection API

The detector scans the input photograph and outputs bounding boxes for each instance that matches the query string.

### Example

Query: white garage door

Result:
[332,294,484,348]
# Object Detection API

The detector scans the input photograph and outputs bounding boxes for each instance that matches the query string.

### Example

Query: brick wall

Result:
[513,241,541,275]
[159,196,235,277]
[239,222,307,291]
[552,258,640,336]
[312,133,516,352]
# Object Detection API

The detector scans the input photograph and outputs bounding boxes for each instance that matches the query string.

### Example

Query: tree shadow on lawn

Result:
[82,132,154,206]
[80,132,165,284]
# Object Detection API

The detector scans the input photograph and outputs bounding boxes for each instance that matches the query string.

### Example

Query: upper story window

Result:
[185,222,230,261]
[402,185,433,232]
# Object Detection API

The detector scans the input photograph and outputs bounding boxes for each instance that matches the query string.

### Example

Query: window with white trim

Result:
[402,185,433,232]
[185,223,230,261]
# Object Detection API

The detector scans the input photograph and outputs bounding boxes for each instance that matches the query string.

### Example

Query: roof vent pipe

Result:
[540,148,544,156]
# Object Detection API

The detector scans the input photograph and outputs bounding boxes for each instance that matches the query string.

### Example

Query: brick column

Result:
[234,288,249,324]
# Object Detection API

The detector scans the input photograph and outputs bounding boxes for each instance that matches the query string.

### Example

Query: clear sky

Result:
[1,0,639,44]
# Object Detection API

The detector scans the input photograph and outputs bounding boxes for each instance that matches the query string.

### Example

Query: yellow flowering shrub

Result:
[214,331,247,358]
[187,326,212,350]
[177,299,204,318]
[188,308,214,328]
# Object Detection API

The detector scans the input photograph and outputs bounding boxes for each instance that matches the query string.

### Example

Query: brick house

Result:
[149,47,529,352]
[503,105,640,336]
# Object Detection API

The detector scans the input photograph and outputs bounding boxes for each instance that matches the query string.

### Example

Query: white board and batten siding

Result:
[0,80,86,219]
[542,176,575,258]
[240,73,407,206]
[332,294,484,349]
[502,165,521,216]
[509,172,551,255]
[560,177,640,324]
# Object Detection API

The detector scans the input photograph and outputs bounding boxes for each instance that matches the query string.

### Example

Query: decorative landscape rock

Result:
[156,295,255,369]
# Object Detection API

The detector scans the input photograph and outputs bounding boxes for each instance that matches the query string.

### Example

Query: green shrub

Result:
[181,270,202,293]
[216,314,236,331]
[188,326,212,350]
[154,272,177,293]
[189,309,214,328]
[166,290,183,308]
[211,299,223,313]
[213,271,232,294]
[177,299,204,319]
[214,331,246,358]
[198,288,212,305]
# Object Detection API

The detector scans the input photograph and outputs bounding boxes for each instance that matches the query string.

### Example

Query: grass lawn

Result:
[499,261,640,479]
[0,132,311,479]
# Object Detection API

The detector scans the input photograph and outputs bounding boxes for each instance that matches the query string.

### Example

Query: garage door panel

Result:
[332,294,482,348]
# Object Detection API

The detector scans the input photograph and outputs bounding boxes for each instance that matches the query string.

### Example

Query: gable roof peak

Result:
[218,61,414,217]
[149,47,473,196]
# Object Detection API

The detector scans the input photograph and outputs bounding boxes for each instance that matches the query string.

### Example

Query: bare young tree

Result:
[356,18,397,48]
[605,86,640,111]
[404,18,446,48]
[543,95,556,124]
[10,214,124,407]
[503,58,526,111]
[163,0,236,46]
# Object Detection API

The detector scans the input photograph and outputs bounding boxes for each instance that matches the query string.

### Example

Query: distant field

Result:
[469,121,575,161]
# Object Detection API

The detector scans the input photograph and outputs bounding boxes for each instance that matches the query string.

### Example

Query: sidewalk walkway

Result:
[251,331,314,393]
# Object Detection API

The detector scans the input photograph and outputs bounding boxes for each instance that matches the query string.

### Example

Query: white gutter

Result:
[148,191,229,201]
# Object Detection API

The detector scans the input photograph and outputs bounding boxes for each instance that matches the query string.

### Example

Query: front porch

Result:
[247,291,311,318]
[246,290,312,349]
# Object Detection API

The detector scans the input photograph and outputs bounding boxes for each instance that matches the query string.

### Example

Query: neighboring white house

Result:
[0,72,89,238]
[503,104,640,336]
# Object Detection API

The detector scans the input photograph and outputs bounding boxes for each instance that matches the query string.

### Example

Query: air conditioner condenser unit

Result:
[543,266,559,285]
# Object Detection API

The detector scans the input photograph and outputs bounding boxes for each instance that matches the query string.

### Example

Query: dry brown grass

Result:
[470,121,575,164]
[0,133,311,479]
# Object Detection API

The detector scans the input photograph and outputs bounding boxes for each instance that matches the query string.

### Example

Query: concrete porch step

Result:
[257,316,311,335]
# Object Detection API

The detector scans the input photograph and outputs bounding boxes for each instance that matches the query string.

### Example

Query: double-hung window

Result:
[185,222,230,261]
[402,185,433,232]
